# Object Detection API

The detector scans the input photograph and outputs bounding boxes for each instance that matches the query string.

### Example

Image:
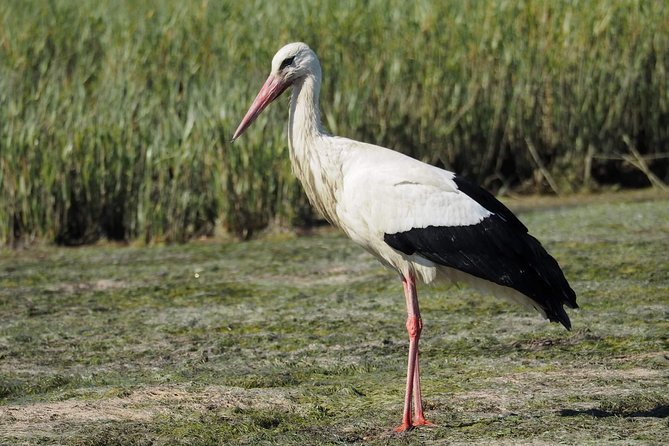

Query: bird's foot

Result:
[394,418,435,433]
[413,417,435,427]
[395,417,436,433]
[393,422,413,433]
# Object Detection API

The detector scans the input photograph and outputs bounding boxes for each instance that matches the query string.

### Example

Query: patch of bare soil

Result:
[44,279,130,294]
[0,385,298,440]
[451,363,665,413]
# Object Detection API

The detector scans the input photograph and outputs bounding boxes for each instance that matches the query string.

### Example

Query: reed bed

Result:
[1,0,667,245]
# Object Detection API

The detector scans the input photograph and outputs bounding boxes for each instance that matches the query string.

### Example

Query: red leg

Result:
[412,353,434,426]
[394,273,433,432]
[394,314,419,432]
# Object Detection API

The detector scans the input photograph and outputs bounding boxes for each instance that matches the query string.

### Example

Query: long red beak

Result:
[232,74,289,141]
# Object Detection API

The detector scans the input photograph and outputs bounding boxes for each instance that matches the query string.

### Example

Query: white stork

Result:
[232,42,577,432]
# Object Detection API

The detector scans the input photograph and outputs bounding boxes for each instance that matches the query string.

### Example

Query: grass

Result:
[1,191,668,445]
[1,0,668,245]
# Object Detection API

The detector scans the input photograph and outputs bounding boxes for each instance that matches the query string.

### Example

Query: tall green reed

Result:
[1,0,667,245]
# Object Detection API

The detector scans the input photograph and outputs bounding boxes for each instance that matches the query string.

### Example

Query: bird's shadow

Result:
[560,405,669,419]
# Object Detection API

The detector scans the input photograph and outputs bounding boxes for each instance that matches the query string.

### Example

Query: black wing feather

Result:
[384,176,577,329]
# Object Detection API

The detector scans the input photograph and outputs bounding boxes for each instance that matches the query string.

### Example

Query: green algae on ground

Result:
[0,194,668,445]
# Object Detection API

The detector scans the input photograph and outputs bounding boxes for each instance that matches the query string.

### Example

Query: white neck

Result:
[287,70,344,225]
[288,73,326,153]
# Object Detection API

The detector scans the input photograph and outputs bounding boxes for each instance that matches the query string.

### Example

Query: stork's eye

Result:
[279,56,295,70]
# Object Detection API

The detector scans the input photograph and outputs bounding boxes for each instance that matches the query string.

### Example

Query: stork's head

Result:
[232,42,318,141]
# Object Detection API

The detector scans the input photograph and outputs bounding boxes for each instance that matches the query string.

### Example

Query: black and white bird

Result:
[232,42,577,432]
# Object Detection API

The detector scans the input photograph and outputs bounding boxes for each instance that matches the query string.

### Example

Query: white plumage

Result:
[232,42,577,432]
